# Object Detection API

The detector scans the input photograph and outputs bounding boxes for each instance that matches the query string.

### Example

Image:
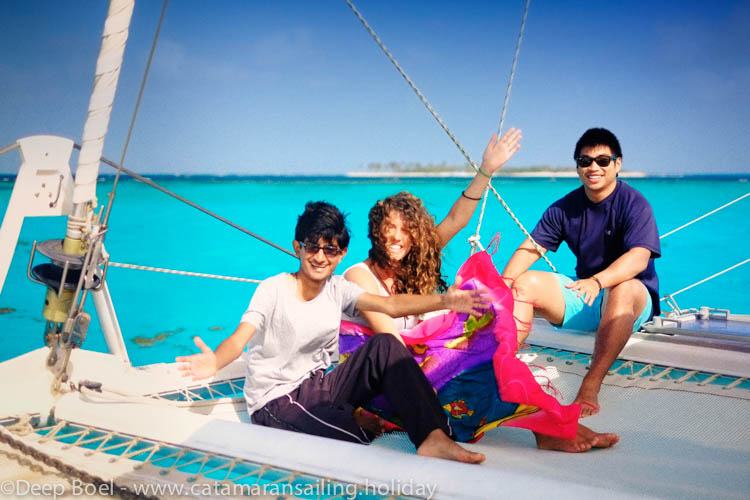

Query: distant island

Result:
[346,161,647,178]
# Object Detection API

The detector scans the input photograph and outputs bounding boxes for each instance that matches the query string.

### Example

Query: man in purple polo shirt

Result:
[502,128,660,417]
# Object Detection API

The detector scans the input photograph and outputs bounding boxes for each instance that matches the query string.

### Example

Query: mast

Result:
[39,0,137,386]
[66,0,135,253]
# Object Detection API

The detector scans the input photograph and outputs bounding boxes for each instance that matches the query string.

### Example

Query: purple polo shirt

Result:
[530,181,661,315]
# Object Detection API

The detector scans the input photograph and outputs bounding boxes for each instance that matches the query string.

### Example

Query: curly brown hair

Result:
[368,191,447,295]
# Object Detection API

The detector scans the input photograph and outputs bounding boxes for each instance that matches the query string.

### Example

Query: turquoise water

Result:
[1,176,748,366]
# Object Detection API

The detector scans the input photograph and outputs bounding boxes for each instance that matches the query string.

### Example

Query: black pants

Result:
[251,334,453,447]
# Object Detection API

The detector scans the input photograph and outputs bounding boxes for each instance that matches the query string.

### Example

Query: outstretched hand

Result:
[480,128,522,175]
[565,278,601,306]
[442,276,490,317]
[176,336,218,381]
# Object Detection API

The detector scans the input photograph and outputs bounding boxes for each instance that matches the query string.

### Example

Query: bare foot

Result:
[573,379,601,417]
[535,424,618,453]
[417,429,485,464]
[354,408,386,437]
[578,423,619,448]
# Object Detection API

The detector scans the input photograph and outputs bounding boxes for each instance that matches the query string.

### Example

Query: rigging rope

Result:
[344,0,556,272]
[103,0,169,227]
[0,142,19,156]
[74,145,296,258]
[496,0,530,139]
[657,192,750,305]
[472,0,531,255]
[661,257,750,302]
[471,188,491,255]
[108,261,262,283]
[660,192,750,239]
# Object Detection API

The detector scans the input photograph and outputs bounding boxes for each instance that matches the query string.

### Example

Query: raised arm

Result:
[501,237,548,282]
[355,277,488,318]
[176,322,256,381]
[436,128,522,247]
[344,265,400,336]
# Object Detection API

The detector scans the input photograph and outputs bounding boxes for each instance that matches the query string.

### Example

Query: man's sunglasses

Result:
[576,155,617,168]
[299,241,342,257]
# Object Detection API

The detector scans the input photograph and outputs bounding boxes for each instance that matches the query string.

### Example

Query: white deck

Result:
[2,334,749,500]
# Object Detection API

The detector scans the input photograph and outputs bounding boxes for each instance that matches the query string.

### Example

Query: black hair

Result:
[295,201,350,249]
[574,128,623,159]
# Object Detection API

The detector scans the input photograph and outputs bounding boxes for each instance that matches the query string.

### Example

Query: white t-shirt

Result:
[240,273,365,414]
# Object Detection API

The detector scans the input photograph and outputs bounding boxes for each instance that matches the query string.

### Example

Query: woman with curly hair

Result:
[344,129,522,335]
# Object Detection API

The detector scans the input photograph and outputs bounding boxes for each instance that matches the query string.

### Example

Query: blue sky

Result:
[1,0,749,175]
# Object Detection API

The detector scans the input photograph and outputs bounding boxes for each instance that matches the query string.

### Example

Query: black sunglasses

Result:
[576,155,617,168]
[300,241,342,257]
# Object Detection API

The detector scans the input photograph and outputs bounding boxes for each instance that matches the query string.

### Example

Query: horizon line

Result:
[2,172,749,181]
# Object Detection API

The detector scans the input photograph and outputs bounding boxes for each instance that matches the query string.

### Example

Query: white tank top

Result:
[342,262,420,330]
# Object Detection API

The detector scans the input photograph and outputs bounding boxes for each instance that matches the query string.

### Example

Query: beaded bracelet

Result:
[461,190,482,201]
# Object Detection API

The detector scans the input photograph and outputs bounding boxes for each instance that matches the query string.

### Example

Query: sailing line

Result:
[80,146,296,258]
[660,192,750,239]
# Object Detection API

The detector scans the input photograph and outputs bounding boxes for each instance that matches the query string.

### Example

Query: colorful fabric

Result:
[339,248,581,442]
